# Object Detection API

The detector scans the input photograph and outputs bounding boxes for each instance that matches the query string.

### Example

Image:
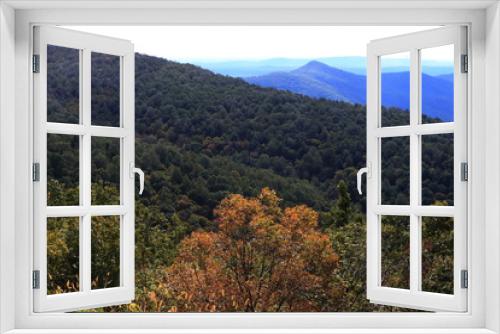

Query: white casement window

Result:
[363,26,468,312]
[3,2,499,332]
[32,26,140,312]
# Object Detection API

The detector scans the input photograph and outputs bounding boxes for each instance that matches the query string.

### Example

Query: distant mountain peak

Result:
[304,60,327,67]
[298,60,334,71]
[293,61,358,79]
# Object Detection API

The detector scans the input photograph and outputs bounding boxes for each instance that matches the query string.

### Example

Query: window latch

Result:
[357,162,371,195]
[130,162,144,195]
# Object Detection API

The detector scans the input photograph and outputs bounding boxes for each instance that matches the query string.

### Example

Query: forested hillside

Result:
[46,48,454,312]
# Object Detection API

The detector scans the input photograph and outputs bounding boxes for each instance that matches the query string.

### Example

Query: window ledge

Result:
[4,329,498,334]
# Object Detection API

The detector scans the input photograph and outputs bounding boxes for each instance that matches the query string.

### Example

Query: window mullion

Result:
[80,48,92,293]
[409,48,421,293]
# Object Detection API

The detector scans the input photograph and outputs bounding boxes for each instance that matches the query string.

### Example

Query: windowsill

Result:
[3,329,497,334]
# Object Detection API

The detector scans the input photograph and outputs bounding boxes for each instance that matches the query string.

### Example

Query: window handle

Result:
[130,162,144,195]
[357,163,371,195]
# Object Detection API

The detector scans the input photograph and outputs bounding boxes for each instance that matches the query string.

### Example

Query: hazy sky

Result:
[67,26,447,62]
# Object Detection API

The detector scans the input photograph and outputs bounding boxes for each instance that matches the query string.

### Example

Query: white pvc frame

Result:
[32,26,135,312]
[2,2,499,333]
[366,26,468,312]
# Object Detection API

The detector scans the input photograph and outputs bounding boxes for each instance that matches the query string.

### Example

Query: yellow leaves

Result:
[258,187,281,209]
[127,302,141,312]
[215,194,264,237]
[281,205,319,233]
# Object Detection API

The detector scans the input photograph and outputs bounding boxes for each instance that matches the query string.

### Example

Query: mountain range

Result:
[244,60,453,121]
[192,56,454,77]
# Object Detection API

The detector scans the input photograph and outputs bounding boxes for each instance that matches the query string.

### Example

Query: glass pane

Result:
[422,133,454,206]
[381,215,410,289]
[47,134,79,206]
[91,137,120,205]
[381,136,410,205]
[381,52,410,127]
[47,217,80,294]
[91,216,120,289]
[421,45,454,123]
[422,216,454,294]
[47,45,80,124]
[91,52,120,127]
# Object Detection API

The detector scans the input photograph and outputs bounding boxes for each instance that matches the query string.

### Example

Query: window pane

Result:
[47,217,80,294]
[381,215,410,289]
[421,133,454,206]
[422,216,454,294]
[91,52,120,127]
[421,45,454,124]
[47,134,80,206]
[381,136,410,205]
[47,45,80,124]
[381,52,410,127]
[91,216,120,289]
[91,137,120,205]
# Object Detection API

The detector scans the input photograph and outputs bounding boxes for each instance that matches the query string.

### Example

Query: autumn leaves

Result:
[165,188,342,312]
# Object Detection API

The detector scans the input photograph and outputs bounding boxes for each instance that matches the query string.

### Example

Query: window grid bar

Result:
[119,55,125,287]
[78,48,84,293]
[46,122,127,138]
[46,205,127,217]
[81,48,92,293]
[409,48,421,293]
[374,205,455,217]
[375,122,454,138]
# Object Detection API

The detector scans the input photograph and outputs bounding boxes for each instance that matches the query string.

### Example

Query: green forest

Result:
[45,46,454,312]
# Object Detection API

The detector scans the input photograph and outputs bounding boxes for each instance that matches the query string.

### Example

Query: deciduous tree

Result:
[165,188,342,312]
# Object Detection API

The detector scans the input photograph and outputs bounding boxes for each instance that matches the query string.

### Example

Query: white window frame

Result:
[32,25,136,312]
[366,26,468,312]
[0,1,499,333]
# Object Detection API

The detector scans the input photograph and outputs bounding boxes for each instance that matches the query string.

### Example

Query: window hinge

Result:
[32,270,40,289]
[461,54,468,73]
[32,54,40,73]
[32,162,40,182]
[461,162,468,182]
[461,269,468,289]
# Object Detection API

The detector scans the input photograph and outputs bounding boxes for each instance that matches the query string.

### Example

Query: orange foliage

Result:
[165,188,343,312]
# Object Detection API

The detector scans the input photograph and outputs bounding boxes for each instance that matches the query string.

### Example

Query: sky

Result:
[66,26,447,62]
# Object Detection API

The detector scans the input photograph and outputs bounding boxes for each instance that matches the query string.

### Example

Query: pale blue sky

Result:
[68,26,450,62]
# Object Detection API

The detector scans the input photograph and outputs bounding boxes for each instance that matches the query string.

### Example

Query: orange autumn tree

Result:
[165,188,343,312]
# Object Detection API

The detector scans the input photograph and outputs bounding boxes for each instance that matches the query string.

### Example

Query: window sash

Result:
[32,25,135,313]
[366,26,468,312]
